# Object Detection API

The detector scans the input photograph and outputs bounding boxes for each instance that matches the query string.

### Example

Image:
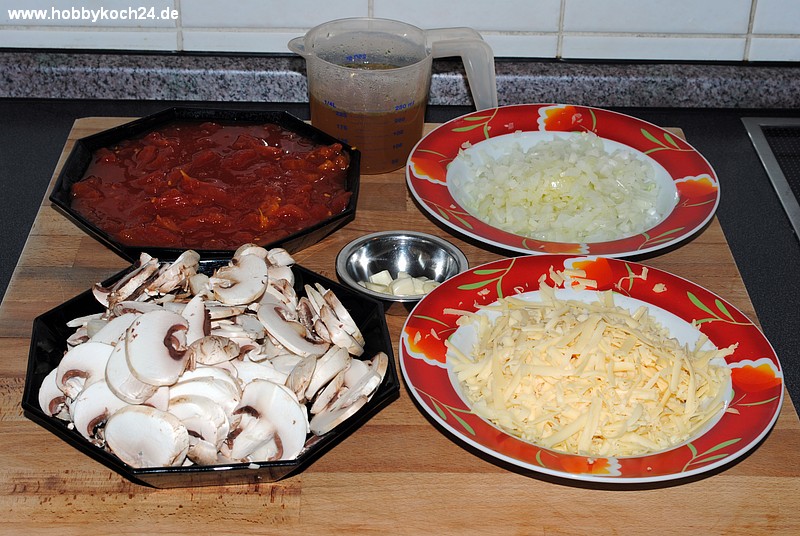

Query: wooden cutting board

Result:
[0,118,798,535]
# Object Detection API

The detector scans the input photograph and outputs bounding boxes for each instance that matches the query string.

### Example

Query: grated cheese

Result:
[446,284,734,457]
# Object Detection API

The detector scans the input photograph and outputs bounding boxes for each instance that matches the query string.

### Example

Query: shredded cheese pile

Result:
[446,285,734,457]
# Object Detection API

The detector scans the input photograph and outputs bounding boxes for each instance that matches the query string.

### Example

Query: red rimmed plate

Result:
[406,104,719,257]
[399,255,783,484]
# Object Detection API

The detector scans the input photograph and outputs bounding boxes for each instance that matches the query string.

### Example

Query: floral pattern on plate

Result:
[399,255,783,483]
[406,104,719,257]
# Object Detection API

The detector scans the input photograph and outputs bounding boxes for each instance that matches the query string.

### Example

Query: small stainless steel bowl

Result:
[336,231,469,314]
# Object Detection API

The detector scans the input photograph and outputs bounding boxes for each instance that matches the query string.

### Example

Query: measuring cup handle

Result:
[426,28,498,111]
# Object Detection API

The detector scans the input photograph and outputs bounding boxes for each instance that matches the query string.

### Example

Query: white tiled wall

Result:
[1,0,799,62]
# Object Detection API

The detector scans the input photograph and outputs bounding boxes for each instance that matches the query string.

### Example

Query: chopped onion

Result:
[456,132,663,243]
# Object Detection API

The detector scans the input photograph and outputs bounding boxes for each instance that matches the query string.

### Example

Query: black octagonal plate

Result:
[49,107,361,262]
[22,259,398,488]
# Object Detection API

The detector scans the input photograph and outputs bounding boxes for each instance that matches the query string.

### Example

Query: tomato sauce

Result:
[70,121,352,250]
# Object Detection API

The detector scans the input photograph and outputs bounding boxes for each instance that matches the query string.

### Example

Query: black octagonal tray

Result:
[22,259,397,488]
[49,107,361,262]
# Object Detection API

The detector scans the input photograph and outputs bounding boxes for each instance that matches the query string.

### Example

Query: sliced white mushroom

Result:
[55,341,114,399]
[285,354,317,403]
[206,304,247,320]
[305,345,351,402]
[180,293,208,345]
[310,396,369,436]
[177,364,240,391]
[87,312,138,345]
[146,249,200,295]
[318,304,365,356]
[168,394,230,450]
[229,359,288,387]
[257,296,329,358]
[266,247,295,267]
[343,357,370,387]
[70,380,129,441]
[143,385,171,412]
[169,376,242,429]
[234,243,268,259]
[268,353,304,375]
[186,335,240,366]
[112,300,164,317]
[262,278,297,309]
[228,380,309,461]
[95,253,161,308]
[209,254,269,306]
[125,309,189,386]
[104,405,190,468]
[320,286,365,346]
[327,355,386,413]
[105,338,159,404]
[188,272,212,297]
[309,368,347,415]
[38,367,69,420]
[66,312,103,329]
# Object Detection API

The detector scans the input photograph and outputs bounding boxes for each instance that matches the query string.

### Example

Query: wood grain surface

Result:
[1,118,798,535]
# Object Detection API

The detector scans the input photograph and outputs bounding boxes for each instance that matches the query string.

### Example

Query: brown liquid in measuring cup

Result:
[309,62,426,174]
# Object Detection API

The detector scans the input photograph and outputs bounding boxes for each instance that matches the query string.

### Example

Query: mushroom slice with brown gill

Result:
[69,380,129,442]
[38,367,69,420]
[304,345,351,403]
[104,405,190,468]
[227,379,309,462]
[209,254,269,306]
[309,352,389,436]
[320,285,365,346]
[309,368,346,415]
[168,394,230,465]
[124,309,189,386]
[145,249,200,295]
[285,354,317,403]
[256,295,330,358]
[93,253,161,308]
[55,341,114,400]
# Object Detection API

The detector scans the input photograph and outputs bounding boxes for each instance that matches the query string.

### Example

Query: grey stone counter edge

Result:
[3,51,800,108]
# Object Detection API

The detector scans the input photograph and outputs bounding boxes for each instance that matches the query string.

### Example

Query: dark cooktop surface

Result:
[743,117,800,240]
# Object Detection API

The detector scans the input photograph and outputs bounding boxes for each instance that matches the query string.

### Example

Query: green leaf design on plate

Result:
[683,437,742,471]
[416,387,476,436]
[452,123,489,133]
[457,259,516,298]
[450,110,499,139]
[412,314,451,327]
[428,200,474,230]
[432,399,447,421]
[638,228,685,249]
[641,127,693,155]
[417,148,448,158]
[740,395,781,407]
[689,291,750,326]
[473,268,506,275]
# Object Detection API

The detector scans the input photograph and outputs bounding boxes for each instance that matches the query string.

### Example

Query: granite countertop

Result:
[3,50,800,108]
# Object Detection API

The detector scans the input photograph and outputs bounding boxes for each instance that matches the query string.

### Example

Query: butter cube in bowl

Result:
[335,231,469,315]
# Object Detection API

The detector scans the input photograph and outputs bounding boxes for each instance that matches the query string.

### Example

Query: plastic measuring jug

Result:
[288,17,497,174]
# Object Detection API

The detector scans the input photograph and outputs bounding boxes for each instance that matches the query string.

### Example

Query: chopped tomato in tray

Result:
[70,121,352,250]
